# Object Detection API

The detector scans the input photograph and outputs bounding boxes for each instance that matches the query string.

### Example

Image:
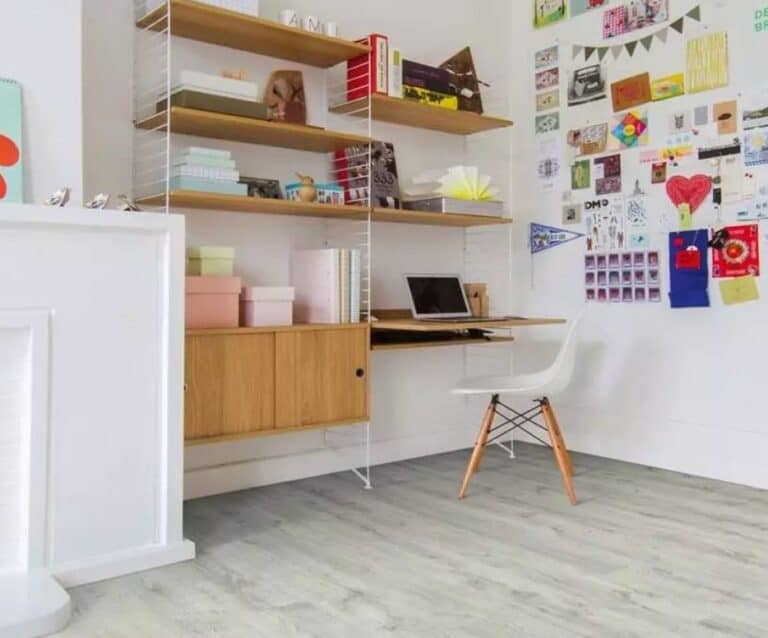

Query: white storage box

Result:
[241,287,295,327]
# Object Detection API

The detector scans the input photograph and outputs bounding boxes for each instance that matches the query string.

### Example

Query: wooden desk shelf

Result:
[137,0,370,67]
[371,336,515,351]
[371,207,511,227]
[137,107,372,153]
[372,318,566,332]
[330,95,514,135]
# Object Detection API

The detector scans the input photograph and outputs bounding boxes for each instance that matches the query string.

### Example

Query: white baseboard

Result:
[185,428,477,500]
[0,569,70,638]
[53,540,196,589]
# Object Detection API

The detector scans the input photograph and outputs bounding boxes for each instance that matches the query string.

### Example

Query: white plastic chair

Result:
[452,312,583,504]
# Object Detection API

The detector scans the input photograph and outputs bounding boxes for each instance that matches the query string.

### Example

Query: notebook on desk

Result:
[404,274,516,322]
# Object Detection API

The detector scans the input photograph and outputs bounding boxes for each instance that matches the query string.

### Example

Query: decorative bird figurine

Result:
[295,173,317,203]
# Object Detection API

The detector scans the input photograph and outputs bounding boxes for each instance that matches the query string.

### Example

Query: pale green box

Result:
[187,246,235,276]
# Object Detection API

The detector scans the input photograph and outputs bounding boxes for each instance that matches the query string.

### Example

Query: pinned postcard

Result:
[651,73,685,101]
[536,89,560,112]
[585,200,626,252]
[0,79,23,203]
[610,110,649,149]
[536,112,560,135]
[742,91,768,130]
[712,224,760,278]
[572,0,611,18]
[571,159,591,189]
[714,100,738,135]
[536,136,563,191]
[687,32,729,94]
[744,129,768,167]
[567,64,608,107]
[535,0,568,28]
[535,45,559,69]
[535,67,560,91]
[611,73,652,112]
[720,276,759,306]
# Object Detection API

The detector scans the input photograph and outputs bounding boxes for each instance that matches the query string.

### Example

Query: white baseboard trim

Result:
[53,540,196,589]
[0,569,71,638]
[185,428,477,500]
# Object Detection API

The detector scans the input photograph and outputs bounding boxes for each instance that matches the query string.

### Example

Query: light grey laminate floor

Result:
[55,443,768,638]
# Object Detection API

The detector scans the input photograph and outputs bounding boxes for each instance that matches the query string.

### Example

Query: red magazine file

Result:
[347,34,389,101]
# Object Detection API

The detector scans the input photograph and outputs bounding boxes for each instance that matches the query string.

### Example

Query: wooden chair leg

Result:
[459,396,497,499]
[542,398,577,505]
[546,402,573,477]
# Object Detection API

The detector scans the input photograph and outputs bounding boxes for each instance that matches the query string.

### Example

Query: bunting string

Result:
[569,4,702,62]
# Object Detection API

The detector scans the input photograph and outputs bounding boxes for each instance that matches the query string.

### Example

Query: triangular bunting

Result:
[625,41,638,56]
[585,46,596,61]
[655,27,669,43]
[598,47,609,61]
[530,223,585,255]
[640,35,653,51]
[670,17,685,33]
[573,45,584,59]
[686,5,701,22]
[611,44,624,60]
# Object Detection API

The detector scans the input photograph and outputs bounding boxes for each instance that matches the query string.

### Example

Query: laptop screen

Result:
[406,275,470,317]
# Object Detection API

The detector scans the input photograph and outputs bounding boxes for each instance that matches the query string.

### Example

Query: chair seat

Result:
[452,370,554,396]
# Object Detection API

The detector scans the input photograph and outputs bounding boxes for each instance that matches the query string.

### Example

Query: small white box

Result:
[241,287,295,327]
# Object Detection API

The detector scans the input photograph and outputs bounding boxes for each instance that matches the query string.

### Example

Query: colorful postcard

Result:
[594,153,621,178]
[611,73,651,112]
[536,89,561,112]
[742,91,768,130]
[535,45,559,69]
[744,129,768,167]
[571,0,611,18]
[596,176,622,195]
[571,159,591,189]
[651,73,685,101]
[535,112,560,134]
[687,31,729,94]
[567,64,608,107]
[603,5,628,38]
[578,123,609,155]
[720,276,759,305]
[625,0,668,32]
[714,100,738,135]
[0,79,23,204]
[668,110,691,135]
[535,67,560,91]
[712,224,760,278]
[610,110,649,149]
[563,202,583,224]
[535,0,568,28]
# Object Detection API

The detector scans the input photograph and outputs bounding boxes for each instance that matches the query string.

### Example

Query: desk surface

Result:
[371,317,566,332]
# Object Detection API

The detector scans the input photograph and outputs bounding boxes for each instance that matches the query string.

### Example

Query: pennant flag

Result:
[655,27,669,43]
[640,35,653,51]
[530,223,585,254]
[598,47,609,61]
[611,44,624,60]
[573,45,584,59]
[686,5,701,21]
[625,40,638,56]
[670,17,685,33]
[585,46,596,61]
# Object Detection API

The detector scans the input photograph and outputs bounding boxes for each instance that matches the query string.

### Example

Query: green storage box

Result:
[187,246,235,276]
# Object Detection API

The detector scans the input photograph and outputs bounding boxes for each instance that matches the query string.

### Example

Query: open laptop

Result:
[404,274,512,322]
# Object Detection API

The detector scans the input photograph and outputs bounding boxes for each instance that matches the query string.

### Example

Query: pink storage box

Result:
[241,286,295,327]
[186,276,242,329]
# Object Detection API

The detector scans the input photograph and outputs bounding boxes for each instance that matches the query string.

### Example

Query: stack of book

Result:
[171,147,247,196]
[291,248,362,324]
[160,70,268,121]
[402,60,458,110]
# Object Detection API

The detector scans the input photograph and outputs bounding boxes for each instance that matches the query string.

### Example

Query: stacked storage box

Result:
[186,246,242,329]
[171,147,247,196]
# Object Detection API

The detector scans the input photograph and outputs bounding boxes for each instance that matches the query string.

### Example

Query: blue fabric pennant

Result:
[668,230,710,308]
[530,223,585,254]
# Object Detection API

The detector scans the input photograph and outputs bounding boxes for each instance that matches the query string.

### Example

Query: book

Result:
[347,34,388,101]
[183,146,232,159]
[292,249,342,324]
[402,60,454,95]
[173,70,260,100]
[159,90,269,120]
[388,48,403,98]
[169,176,248,196]
[402,85,459,110]
[0,78,23,203]
[172,165,241,181]
[334,141,401,209]
[350,249,361,323]
[174,155,238,169]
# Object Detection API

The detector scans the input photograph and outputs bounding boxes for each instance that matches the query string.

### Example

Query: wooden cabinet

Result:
[184,324,370,443]
[275,326,369,428]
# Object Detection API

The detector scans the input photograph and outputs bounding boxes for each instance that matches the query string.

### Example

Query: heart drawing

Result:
[0,134,20,200]
[665,175,713,215]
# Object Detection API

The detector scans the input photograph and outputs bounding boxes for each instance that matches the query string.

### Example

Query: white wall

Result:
[0,1,84,205]
[510,0,768,489]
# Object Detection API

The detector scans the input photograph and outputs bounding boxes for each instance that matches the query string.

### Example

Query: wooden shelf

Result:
[372,318,566,332]
[185,417,368,446]
[136,191,514,227]
[187,323,368,337]
[330,95,514,135]
[372,336,515,351]
[371,207,511,227]
[137,190,364,220]
[137,0,370,67]
[137,108,371,153]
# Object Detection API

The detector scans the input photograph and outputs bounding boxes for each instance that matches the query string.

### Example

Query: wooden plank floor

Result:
[55,444,768,637]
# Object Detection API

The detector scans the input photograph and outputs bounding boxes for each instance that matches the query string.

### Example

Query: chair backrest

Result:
[543,309,585,396]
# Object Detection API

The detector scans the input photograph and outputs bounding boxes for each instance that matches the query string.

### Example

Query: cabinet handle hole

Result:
[356,368,365,378]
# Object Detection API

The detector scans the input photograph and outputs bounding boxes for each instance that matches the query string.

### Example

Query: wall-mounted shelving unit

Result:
[132,0,516,488]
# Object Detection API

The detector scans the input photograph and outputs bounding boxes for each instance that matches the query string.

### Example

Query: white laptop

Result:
[404,274,510,322]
